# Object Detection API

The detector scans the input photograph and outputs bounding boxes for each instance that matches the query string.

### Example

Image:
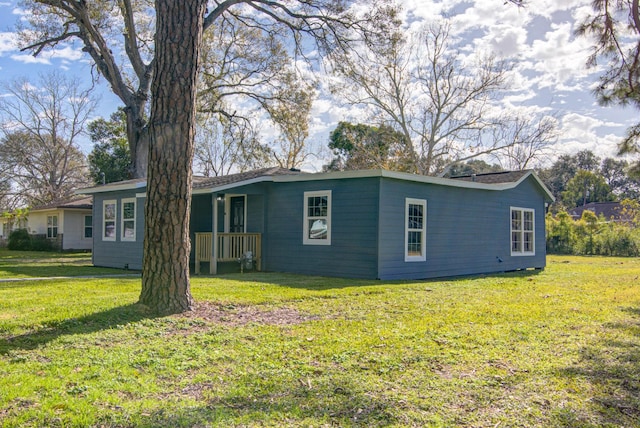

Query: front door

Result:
[230,196,245,232]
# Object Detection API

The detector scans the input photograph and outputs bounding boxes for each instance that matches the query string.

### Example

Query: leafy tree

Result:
[538,150,601,202]
[0,72,94,206]
[576,1,640,171]
[87,109,132,184]
[562,170,614,208]
[326,122,413,171]
[17,0,391,314]
[600,157,640,199]
[263,79,316,170]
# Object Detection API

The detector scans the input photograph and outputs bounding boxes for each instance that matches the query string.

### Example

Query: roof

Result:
[30,196,93,212]
[449,170,530,184]
[569,202,622,220]
[193,167,304,190]
[77,168,554,202]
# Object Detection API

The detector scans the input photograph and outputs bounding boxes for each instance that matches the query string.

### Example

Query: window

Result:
[103,200,116,241]
[405,198,426,262]
[84,215,93,238]
[47,215,58,239]
[511,207,535,256]
[303,190,331,245]
[121,198,136,241]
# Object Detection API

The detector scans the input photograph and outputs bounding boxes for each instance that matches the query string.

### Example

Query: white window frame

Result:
[405,198,427,262]
[47,214,58,239]
[83,215,93,239]
[303,190,331,246]
[121,198,136,241]
[510,207,535,256]
[103,200,117,241]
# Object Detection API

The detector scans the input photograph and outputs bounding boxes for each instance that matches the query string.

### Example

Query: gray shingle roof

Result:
[193,167,304,189]
[449,170,530,184]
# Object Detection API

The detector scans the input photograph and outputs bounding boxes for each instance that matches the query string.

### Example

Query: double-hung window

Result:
[84,215,93,238]
[511,207,535,256]
[103,200,116,241]
[121,198,136,241]
[303,190,331,245]
[405,198,426,262]
[47,215,58,238]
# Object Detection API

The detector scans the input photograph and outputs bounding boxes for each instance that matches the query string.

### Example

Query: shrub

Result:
[30,235,54,251]
[546,209,640,256]
[7,229,32,251]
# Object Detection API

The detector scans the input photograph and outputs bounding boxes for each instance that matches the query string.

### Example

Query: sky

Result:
[0,0,637,171]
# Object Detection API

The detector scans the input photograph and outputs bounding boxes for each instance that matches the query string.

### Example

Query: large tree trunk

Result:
[139,0,207,314]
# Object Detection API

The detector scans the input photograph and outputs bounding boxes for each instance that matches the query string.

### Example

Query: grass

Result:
[0,248,132,279]
[0,253,639,427]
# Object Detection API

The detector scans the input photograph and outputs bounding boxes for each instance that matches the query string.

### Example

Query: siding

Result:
[377,175,547,280]
[263,177,380,278]
[92,191,144,270]
[61,210,92,250]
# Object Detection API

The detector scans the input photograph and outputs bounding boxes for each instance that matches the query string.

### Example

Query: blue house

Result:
[80,167,554,280]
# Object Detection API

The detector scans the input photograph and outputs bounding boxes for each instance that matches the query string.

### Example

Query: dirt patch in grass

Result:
[183,302,321,327]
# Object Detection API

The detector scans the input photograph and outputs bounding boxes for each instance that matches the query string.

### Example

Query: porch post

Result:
[211,194,218,274]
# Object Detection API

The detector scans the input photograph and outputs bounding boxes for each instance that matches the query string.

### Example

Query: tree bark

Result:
[139,0,207,314]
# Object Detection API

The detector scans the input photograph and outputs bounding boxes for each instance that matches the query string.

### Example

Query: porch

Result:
[194,232,262,274]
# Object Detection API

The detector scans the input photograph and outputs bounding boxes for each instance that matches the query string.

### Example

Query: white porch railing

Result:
[194,232,262,274]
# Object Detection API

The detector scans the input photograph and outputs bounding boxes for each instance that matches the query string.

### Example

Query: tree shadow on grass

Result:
[133,381,400,428]
[205,269,543,291]
[557,306,640,426]
[0,303,158,355]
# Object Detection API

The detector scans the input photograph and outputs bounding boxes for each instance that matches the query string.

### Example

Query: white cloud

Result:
[0,32,17,55]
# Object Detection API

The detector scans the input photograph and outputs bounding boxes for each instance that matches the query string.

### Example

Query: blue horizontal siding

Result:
[377,176,547,280]
[92,190,144,270]
[263,177,380,278]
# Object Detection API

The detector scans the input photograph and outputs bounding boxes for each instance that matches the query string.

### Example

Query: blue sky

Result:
[0,0,637,170]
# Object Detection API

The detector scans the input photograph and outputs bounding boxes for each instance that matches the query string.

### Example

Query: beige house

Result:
[26,197,93,250]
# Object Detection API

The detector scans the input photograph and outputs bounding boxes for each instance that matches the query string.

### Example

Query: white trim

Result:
[510,206,535,256]
[46,214,59,239]
[102,200,117,241]
[83,214,93,240]
[303,190,332,246]
[405,198,427,262]
[78,169,555,203]
[77,179,147,195]
[120,198,136,241]
[135,193,146,198]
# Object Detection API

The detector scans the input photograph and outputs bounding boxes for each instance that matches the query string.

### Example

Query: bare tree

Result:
[194,112,271,177]
[492,114,558,170]
[331,21,538,175]
[0,72,94,206]
[17,0,390,314]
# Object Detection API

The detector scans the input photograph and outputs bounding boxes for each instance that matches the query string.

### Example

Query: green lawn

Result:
[1,254,639,427]
[0,248,132,279]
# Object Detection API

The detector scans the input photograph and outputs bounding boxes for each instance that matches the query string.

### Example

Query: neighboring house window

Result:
[511,207,535,256]
[121,198,136,241]
[303,190,331,245]
[47,215,58,238]
[84,215,93,238]
[103,200,117,241]
[405,198,426,262]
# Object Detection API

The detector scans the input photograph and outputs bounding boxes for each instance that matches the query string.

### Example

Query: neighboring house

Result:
[80,167,554,280]
[26,197,93,251]
[569,202,623,222]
